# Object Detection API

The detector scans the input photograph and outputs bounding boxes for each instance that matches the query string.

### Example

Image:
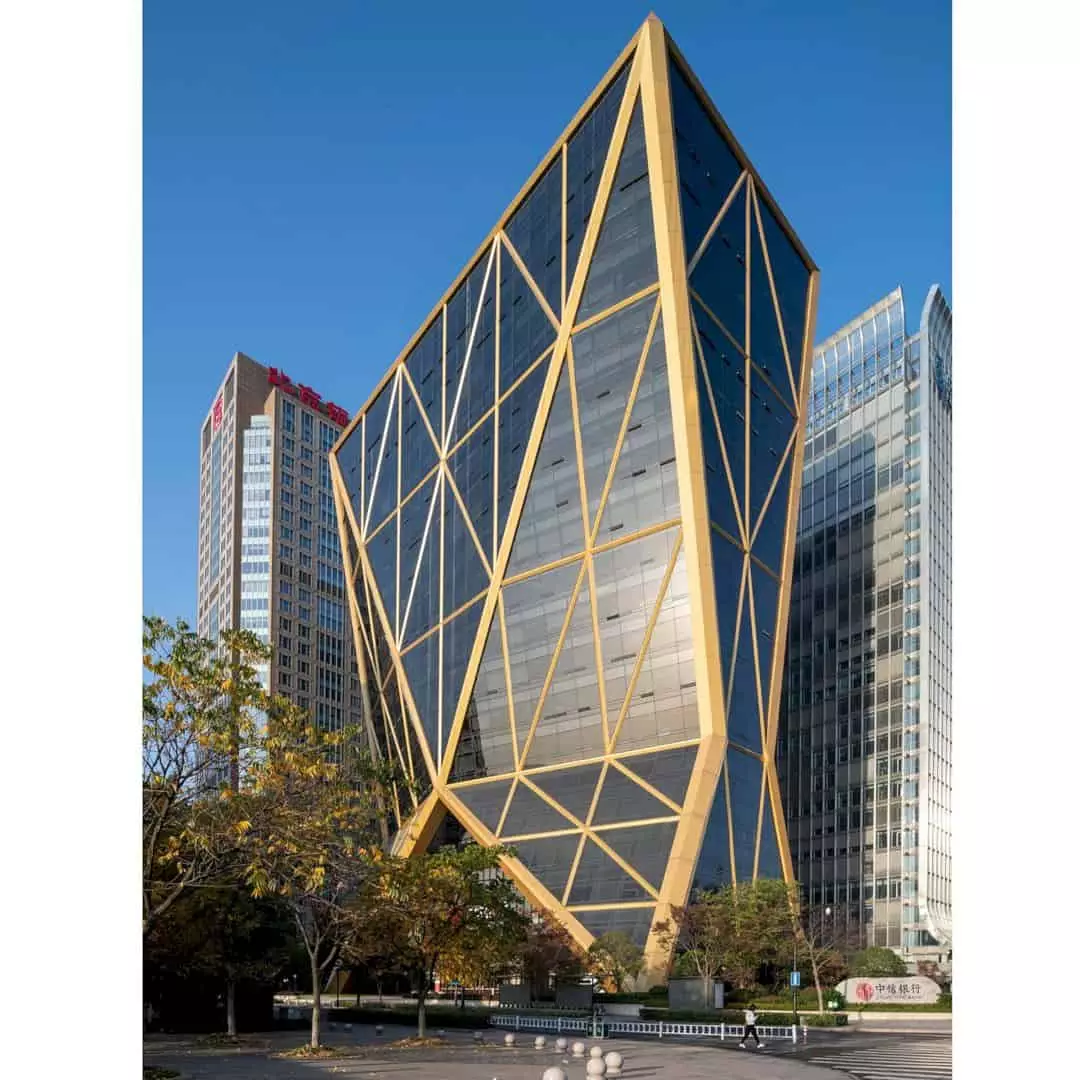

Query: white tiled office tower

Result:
[196,352,360,742]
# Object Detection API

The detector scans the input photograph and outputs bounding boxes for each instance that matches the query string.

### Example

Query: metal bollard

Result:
[571,1041,586,1059]
[801,1023,808,1043]
[586,1057,606,1079]
[542,1069,568,1080]
[603,1052,622,1077]
[555,1036,568,1052]
[535,1036,547,1050]
[375,1025,384,1036]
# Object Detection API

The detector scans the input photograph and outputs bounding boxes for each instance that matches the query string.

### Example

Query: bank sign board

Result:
[835,976,941,1005]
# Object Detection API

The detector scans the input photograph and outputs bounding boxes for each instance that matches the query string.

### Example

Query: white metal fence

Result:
[489,1013,798,1044]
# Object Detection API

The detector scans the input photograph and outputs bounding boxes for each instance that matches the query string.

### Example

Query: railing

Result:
[489,1014,799,1044]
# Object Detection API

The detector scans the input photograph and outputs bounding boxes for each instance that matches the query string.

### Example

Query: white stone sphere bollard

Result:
[590,1046,604,1059]
[586,1057,607,1079]
[555,1036,568,1052]
[543,1068,568,1080]
[571,1041,586,1058]
[535,1035,547,1050]
[505,1033,517,1047]
[603,1051,623,1077]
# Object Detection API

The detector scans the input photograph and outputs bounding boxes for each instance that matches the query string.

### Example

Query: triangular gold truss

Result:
[328,14,819,979]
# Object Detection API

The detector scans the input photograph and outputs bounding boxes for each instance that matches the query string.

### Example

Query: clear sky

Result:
[144,0,950,625]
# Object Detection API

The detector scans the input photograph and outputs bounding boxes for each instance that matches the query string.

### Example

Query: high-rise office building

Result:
[196,351,360,738]
[778,286,952,969]
[330,15,819,975]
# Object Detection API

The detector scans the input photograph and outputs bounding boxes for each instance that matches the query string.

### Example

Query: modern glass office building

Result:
[778,286,952,969]
[331,15,819,973]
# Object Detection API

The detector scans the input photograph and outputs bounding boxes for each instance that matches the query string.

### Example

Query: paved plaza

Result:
[144,1024,951,1080]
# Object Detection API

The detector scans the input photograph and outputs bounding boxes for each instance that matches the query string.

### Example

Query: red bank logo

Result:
[855,982,875,1003]
[268,367,349,427]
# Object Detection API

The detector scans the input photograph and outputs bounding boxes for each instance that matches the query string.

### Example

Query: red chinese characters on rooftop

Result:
[268,367,349,427]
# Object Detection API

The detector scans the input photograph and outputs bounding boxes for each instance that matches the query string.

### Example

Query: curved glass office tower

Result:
[331,15,818,973]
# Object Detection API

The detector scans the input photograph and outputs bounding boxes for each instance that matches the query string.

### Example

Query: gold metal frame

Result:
[330,14,819,979]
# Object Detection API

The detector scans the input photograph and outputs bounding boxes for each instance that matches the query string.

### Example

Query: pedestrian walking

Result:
[739,1004,764,1049]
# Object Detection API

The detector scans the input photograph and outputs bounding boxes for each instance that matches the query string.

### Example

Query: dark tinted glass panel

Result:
[401,479,441,647]
[506,367,587,576]
[578,98,657,322]
[398,474,438,641]
[526,573,604,769]
[367,513,398,634]
[400,684,429,796]
[748,195,793,406]
[727,748,763,883]
[449,414,495,561]
[571,906,655,948]
[363,379,393,529]
[499,244,557,391]
[669,59,743,263]
[597,312,678,538]
[613,549,699,754]
[692,766,731,890]
[759,198,810,395]
[595,822,677,889]
[404,313,443,443]
[505,159,562,320]
[690,181,746,355]
[567,839,650,904]
[444,482,488,616]
[452,273,496,444]
[336,423,363,528]
[695,301,746,525]
[748,370,794,532]
[617,745,697,807]
[367,377,400,533]
[697,373,740,545]
[757,789,784,879]
[502,560,581,754]
[400,376,438,500]
[752,448,792,574]
[528,762,604,824]
[402,631,439,763]
[441,599,486,764]
[510,834,582,901]
[593,527,677,730]
[496,357,549,549]
[591,765,675,826]
[445,252,492,447]
[450,778,512,834]
[751,563,779,711]
[727,591,762,753]
[449,603,515,779]
[501,780,576,837]
[710,530,744,689]
[566,64,630,294]
[572,294,654,530]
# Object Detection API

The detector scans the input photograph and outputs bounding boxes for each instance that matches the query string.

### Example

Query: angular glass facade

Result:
[778,285,952,968]
[331,16,818,974]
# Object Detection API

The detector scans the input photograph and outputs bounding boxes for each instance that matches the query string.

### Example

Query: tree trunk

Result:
[416,990,427,1038]
[226,979,237,1036]
[812,955,824,1013]
[376,977,383,1005]
[310,955,322,1049]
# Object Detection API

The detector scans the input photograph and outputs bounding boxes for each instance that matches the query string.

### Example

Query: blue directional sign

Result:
[790,971,801,987]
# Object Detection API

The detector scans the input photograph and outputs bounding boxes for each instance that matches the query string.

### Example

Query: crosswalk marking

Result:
[808,1039,952,1080]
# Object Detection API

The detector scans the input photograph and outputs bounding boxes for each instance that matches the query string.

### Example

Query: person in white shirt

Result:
[739,1005,764,1049]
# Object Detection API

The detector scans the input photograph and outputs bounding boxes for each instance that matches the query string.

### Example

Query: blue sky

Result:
[144,0,950,624]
